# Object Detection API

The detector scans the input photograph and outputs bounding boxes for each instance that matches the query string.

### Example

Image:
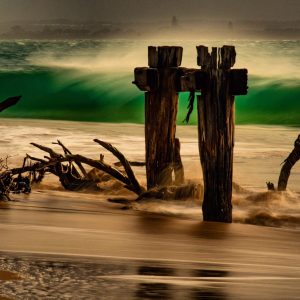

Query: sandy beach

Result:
[0,119,299,299]
[0,190,299,299]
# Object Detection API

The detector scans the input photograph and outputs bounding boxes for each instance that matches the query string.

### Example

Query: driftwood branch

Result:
[29,143,96,191]
[67,154,144,195]
[26,154,46,163]
[277,135,300,191]
[114,161,145,167]
[31,143,62,159]
[8,158,69,176]
[1,138,198,201]
[0,96,21,112]
[53,140,89,179]
[53,140,72,155]
[29,140,144,194]
[94,139,144,195]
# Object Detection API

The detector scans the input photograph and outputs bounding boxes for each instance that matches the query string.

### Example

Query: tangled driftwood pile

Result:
[0,94,199,203]
[0,139,200,202]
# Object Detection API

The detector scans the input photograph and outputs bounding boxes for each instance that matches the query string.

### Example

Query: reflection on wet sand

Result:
[191,288,227,300]
[138,265,175,276]
[0,190,299,299]
[135,265,229,300]
[193,269,230,278]
[136,214,175,235]
[188,222,231,240]
[136,283,172,299]
[1,249,299,299]
[136,266,174,299]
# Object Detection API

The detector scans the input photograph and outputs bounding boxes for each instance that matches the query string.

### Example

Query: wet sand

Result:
[0,192,299,299]
[0,119,299,298]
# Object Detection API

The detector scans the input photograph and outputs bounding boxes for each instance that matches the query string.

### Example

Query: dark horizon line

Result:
[1,18,300,25]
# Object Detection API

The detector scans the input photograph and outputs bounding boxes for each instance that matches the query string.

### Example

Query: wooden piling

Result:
[133,44,247,221]
[196,45,247,222]
[134,46,183,189]
[174,138,185,185]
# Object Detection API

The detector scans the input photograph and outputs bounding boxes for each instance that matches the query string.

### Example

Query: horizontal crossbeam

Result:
[134,67,248,96]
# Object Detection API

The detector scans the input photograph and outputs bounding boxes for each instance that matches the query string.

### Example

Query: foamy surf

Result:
[0,118,299,229]
[0,39,299,125]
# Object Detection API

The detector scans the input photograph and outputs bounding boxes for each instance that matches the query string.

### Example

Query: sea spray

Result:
[0,118,299,229]
[0,39,299,125]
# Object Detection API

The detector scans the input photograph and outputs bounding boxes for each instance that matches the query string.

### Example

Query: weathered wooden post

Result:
[174,138,185,185]
[133,46,184,189]
[182,46,248,222]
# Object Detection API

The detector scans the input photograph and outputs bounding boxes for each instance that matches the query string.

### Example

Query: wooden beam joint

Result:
[133,67,159,91]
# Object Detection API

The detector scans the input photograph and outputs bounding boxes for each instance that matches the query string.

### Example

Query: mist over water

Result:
[0,39,299,125]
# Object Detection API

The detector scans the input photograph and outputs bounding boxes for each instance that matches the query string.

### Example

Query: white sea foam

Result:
[24,40,300,80]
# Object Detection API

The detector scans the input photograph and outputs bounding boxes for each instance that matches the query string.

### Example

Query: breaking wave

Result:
[0,39,299,125]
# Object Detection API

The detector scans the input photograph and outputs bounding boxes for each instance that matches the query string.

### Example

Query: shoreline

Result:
[1,116,300,130]
[0,197,299,299]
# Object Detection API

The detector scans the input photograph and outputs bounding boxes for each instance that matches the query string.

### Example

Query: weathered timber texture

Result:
[196,45,248,223]
[145,47,181,188]
[148,46,183,68]
[174,138,184,185]
[180,69,205,92]
[135,46,183,189]
[133,68,158,91]
[278,135,300,191]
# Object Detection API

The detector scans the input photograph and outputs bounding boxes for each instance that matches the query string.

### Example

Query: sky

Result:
[0,0,299,22]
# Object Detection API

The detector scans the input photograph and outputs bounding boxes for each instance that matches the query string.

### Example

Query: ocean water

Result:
[0,40,299,300]
[0,119,299,229]
[0,40,299,228]
[0,39,299,125]
[0,120,299,298]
